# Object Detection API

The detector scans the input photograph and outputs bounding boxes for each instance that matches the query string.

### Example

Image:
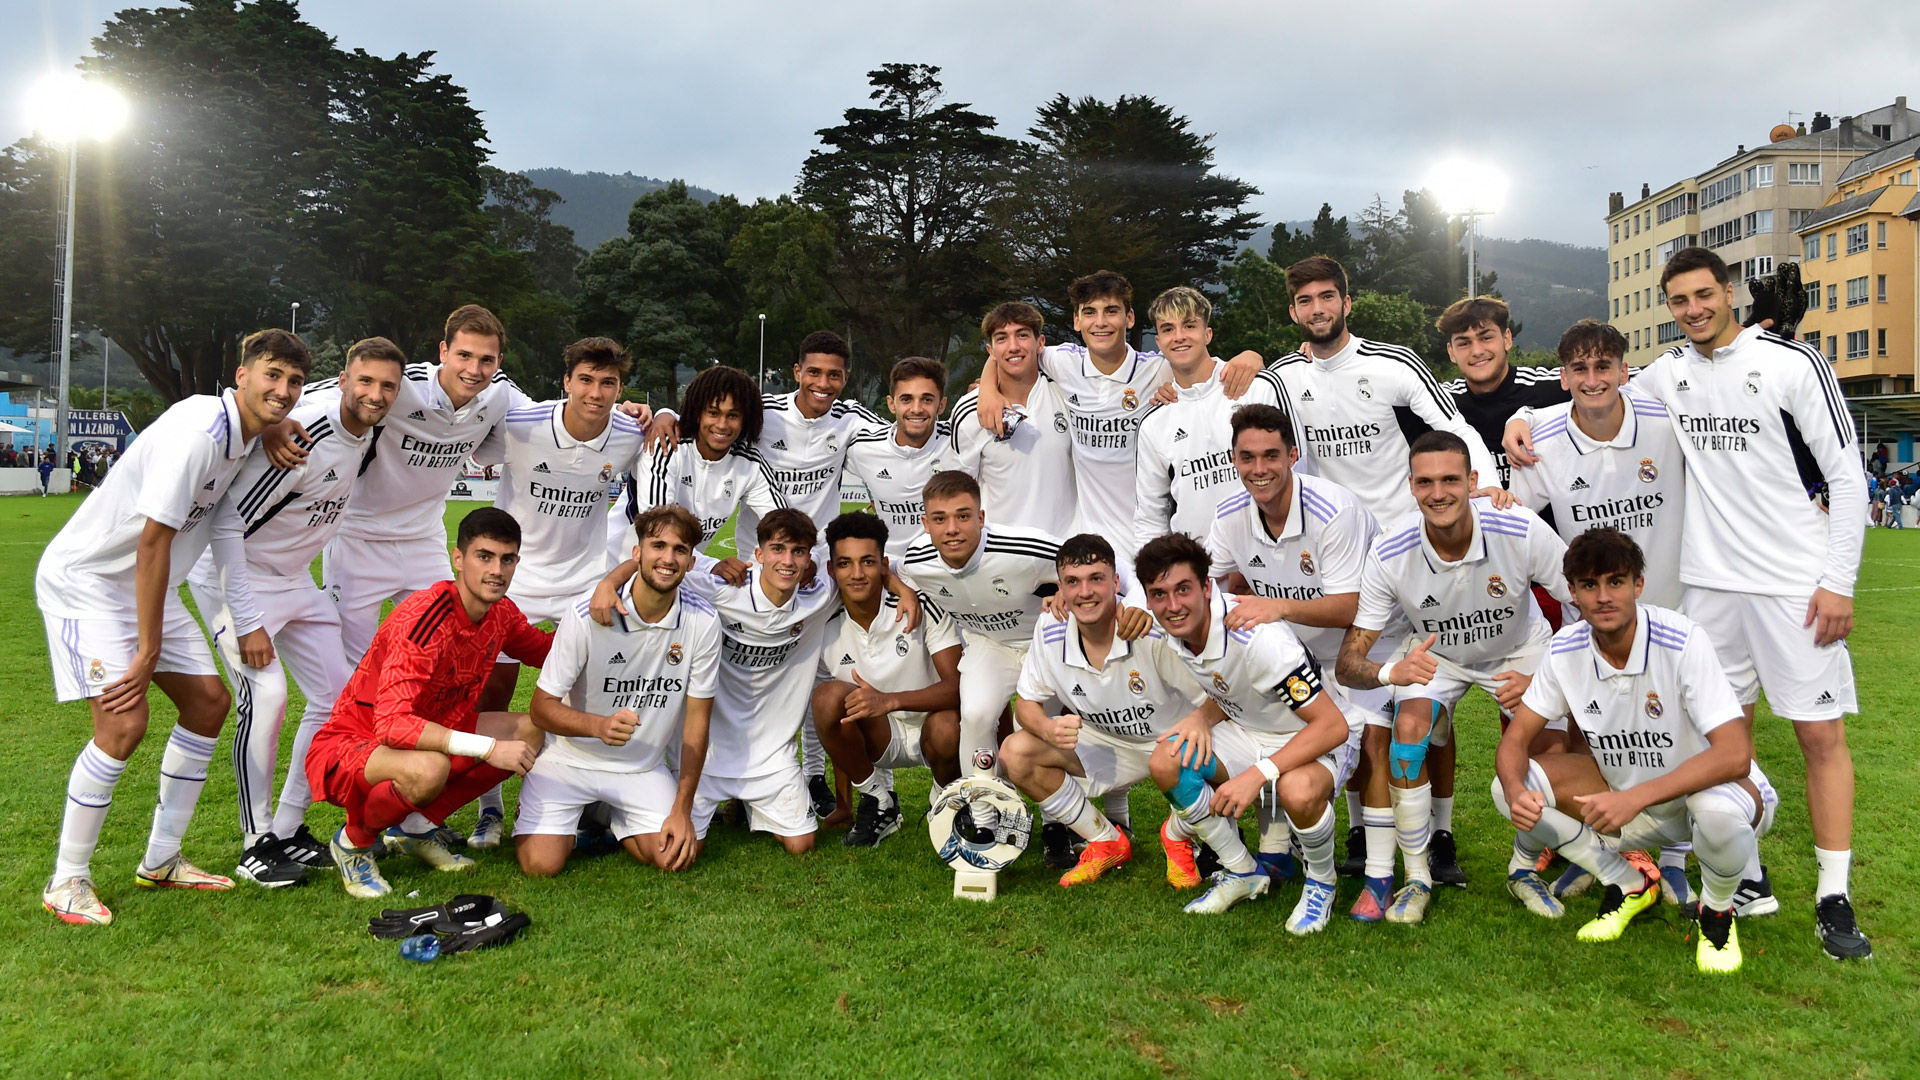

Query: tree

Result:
[728,197,837,392]
[1004,93,1259,330]
[1266,203,1357,274]
[1215,248,1430,361]
[799,64,1014,366]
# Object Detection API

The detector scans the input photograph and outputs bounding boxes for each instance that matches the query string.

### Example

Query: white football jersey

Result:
[1355,499,1570,668]
[308,363,528,545]
[1523,604,1756,794]
[1133,364,1292,553]
[939,378,1077,538]
[633,438,785,545]
[188,395,373,632]
[37,391,253,620]
[476,401,645,604]
[533,588,722,773]
[1207,473,1381,665]
[1016,612,1203,745]
[1511,386,1687,606]
[1632,326,1865,597]
[1156,591,1330,736]
[679,556,839,779]
[737,392,885,545]
[817,591,963,693]
[898,524,1061,650]
[840,422,950,559]
[1266,335,1496,522]
[1039,342,1168,540]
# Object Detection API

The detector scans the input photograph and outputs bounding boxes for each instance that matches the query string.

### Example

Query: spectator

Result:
[37,453,52,495]
[1870,443,1890,479]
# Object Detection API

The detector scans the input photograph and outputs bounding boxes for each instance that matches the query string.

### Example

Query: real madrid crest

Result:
[88,659,106,683]
[895,635,910,657]
[721,477,735,499]
[598,462,613,484]
[1486,574,1507,598]
[1052,413,1069,434]
[1212,671,1231,695]
[1285,675,1312,703]
[1355,377,1373,401]
[825,435,839,453]
[1744,370,1762,396]
[1638,457,1658,483]
[1644,691,1663,719]
[991,577,1010,597]
[1299,550,1316,576]
[1127,669,1146,695]
[790,623,804,638]
[1121,387,1139,411]
[667,642,684,665]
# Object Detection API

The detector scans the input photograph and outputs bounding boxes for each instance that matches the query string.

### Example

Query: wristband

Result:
[446,731,497,758]
[1254,756,1281,783]
[1376,660,1392,687]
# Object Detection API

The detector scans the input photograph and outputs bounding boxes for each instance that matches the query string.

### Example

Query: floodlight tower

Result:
[1426,158,1508,299]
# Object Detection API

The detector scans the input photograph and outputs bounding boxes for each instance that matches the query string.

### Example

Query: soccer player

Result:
[1438,296,1569,492]
[1131,286,1292,553]
[1335,431,1571,924]
[972,272,1264,558]
[812,512,964,847]
[186,337,404,886]
[38,329,308,924]
[625,364,785,550]
[305,507,550,898]
[518,505,721,875]
[841,357,951,560]
[1137,533,1356,933]
[1002,533,1205,888]
[1492,529,1776,974]
[1506,247,1872,959]
[941,302,1079,538]
[1205,404,1398,917]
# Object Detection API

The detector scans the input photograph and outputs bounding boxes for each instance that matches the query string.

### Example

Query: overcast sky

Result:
[5,0,1917,246]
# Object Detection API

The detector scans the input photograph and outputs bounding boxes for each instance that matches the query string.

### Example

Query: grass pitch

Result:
[3,495,1916,1078]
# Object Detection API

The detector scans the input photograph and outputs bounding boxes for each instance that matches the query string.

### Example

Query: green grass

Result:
[4,495,1917,1078]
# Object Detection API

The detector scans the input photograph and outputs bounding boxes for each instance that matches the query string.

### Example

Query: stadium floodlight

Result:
[25,71,130,475]
[1424,157,1507,300]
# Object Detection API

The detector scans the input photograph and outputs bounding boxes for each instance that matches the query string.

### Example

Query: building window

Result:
[1788,162,1821,185]
[1612,261,1619,281]
[1702,219,1744,248]
[1612,297,1619,318]
[1880,275,1889,302]
[1632,216,1640,236]
[1743,256,1775,280]
[1745,164,1774,189]
[1847,223,1870,255]
[1656,192,1696,223]
[1827,336,1838,363]
[1632,252,1640,274]
[1790,209,1818,230]
[1847,330,1870,360]
[1879,329,1889,357]
[1872,123,1893,140]
[1744,210,1774,236]
[1847,276,1870,306]
[1702,173,1743,208]
[1827,233,1837,259]
[1657,320,1682,344]
[1828,284,1838,311]
[1633,293,1641,313]
[1901,169,1914,185]
[1804,235,1822,262]
[1612,224,1619,243]
[1878,221,1888,248]
[1804,281,1822,310]
[1645,210,1652,229]
[1658,235,1698,264]
[1804,331,1821,353]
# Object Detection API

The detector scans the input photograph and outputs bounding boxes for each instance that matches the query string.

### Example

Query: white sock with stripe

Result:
[55,741,127,882]
[1392,782,1433,885]
[1176,787,1255,873]
[1291,803,1338,884]
[144,726,219,868]
[1362,806,1396,880]
[1041,779,1117,843]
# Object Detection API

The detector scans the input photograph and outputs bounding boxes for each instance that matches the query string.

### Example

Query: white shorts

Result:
[1059,725,1155,799]
[1389,627,1553,726]
[44,598,218,703]
[1210,719,1356,792]
[1682,587,1858,721]
[324,534,452,663]
[514,757,677,840]
[874,712,930,770]
[957,635,1026,770]
[1616,764,1779,849]
[692,764,815,838]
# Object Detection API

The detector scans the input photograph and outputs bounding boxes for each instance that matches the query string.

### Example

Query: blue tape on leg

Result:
[1389,702,1440,781]
[1168,757,1216,808]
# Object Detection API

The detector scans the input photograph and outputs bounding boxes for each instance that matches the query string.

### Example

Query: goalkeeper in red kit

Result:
[306,508,552,898]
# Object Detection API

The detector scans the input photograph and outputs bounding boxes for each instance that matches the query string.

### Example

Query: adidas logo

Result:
[877,468,891,479]
[1300,389,1314,402]
[203,479,217,491]
[1070,683,1085,696]
[680,474,693,484]
[1248,555,1265,567]
[1067,393,1081,405]
[1419,595,1439,609]
[1569,477,1590,491]
[937,586,952,597]
[610,652,627,665]
[1814,690,1835,706]
[321,468,339,483]
[840,653,856,667]
[1675,380,1690,392]
[408,409,427,420]
[533,462,551,473]
[1584,700,1602,715]
[1173,428,1189,442]
[772,439,788,450]
[725,620,744,631]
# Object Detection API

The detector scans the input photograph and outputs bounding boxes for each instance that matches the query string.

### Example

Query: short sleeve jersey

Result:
[533,588,722,774]
[634,438,785,545]
[36,390,255,619]
[1522,604,1751,793]
[210,395,374,581]
[1206,473,1381,664]
[1511,386,1687,606]
[1355,499,1570,668]
[940,378,1078,538]
[1157,591,1328,736]
[737,393,885,547]
[898,524,1061,651]
[1039,342,1169,539]
[1131,366,1291,553]
[817,591,962,693]
[479,401,645,603]
[840,422,951,560]
[1016,612,1203,746]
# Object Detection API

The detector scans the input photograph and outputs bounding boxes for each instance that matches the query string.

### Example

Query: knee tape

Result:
[1168,757,1215,808]
[1390,702,1444,781]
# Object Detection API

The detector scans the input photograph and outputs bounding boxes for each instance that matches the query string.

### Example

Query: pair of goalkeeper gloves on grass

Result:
[367,893,530,953]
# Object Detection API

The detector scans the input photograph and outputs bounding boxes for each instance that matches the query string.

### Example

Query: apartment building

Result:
[1796,134,1920,396]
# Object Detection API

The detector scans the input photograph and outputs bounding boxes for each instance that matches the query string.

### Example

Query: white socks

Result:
[1103,789,1131,831]
[1041,780,1118,843]
[1391,783,1433,885]
[55,741,127,882]
[1291,803,1338,884]
[1175,785,1255,873]
[799,720,826,778]
[1815,846,1852,900]
[144,726,218,869]
[269,716,324,839]
[1431,795,1454,833]
[1362,806,1396,880]
[477,783,505,817]
[854,771,891,802]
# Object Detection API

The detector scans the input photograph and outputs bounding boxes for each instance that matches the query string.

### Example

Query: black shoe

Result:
[955,805,994,845]
[1815,893,1873,960]
[1195,841,1223,879]
[1336,825,1366,879]
[236,835,307,888]
[1683,867,1780,920]
[574,824,621,857]
[1429,829,1467,887]
[844,793,901,848]
[808,774,836,819]
[1041,823,1078,870]
[278,824,334,868]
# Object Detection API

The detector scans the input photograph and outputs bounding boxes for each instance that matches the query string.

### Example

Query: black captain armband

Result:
[1272,655,1324,710]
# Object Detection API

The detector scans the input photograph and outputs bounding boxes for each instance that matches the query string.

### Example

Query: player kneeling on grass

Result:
[1002,534,1203,888]
[518,506,721,875]
[1492,528,1776,974]
[1138,534,1355,932]
[304,508,550,898]
[813,512,964,848]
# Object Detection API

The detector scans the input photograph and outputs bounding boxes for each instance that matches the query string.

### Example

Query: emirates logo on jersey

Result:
[667,642,683,666]
[1644,691,1663,719]
[1212,672,1231,695]
[1355,377,1373,401]
[1639,458,1658,483]
[1122,388,1139,411]
[1744,371,1762,396]
[1299,550,1315,576]
[1486,574,1508,598]
[1127,669,1145,695]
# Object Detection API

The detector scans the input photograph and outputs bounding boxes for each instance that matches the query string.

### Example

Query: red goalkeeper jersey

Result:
[328,579,553,750]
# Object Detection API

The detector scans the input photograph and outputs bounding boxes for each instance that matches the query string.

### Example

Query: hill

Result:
[520,169,723,249]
